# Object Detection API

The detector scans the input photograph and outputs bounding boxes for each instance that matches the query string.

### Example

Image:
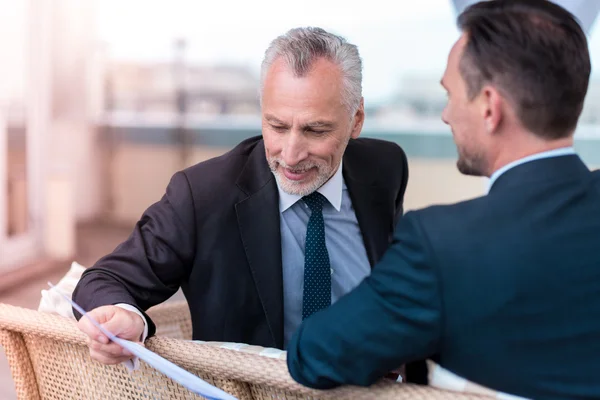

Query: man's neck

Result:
[487,136,574,177]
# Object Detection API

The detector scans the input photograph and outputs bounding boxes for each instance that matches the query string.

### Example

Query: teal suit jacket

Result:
[288,155,600,400]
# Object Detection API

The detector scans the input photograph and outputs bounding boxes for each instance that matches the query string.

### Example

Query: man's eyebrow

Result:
[264,115,336,129]
[264,115,288,125]
[304,121,336,129]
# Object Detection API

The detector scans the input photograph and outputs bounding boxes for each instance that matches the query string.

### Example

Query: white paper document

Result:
[48,282,238,400]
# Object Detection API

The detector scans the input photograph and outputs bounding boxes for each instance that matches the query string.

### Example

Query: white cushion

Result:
[38,261,86,319]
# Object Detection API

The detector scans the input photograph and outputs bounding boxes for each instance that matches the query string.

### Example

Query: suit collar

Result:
[487,148,576,193]
[489,154,590,194]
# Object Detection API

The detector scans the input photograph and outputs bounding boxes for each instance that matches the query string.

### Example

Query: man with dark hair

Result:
[287,1,600,398]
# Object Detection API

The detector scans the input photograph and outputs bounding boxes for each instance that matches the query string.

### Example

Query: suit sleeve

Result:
[287,211,442,389]
[72,171,197,337]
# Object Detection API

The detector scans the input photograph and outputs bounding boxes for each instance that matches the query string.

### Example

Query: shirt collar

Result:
[277,161,344,212]
[487,147,576,193]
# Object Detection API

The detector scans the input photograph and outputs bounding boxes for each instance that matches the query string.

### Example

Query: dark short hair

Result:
[458,0,591,139]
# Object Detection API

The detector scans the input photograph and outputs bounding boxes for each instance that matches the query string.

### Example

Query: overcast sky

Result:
[95,0,600,103]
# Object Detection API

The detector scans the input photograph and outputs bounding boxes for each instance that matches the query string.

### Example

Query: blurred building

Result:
[107,62,260,115]
[2,0,599,288]
[372,74,447,124]
[0,1,261,280]
[380,73,600,131]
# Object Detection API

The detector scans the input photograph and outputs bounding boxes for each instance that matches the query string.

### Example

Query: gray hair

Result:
[260,27,363,114]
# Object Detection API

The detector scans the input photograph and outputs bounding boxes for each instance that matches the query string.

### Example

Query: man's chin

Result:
[272,172,312,195]
[280,181,316,196]
[456,159,484,177]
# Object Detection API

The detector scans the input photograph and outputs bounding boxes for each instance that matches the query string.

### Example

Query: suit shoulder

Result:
[344,137,408,192]
[346,137,407,173]
[406,195,490,231]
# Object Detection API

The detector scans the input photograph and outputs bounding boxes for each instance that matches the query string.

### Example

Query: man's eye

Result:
[271,125,287,132]
[308,129,329,135]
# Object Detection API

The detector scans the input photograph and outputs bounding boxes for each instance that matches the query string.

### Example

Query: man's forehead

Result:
[267,56,291,75]
[450,34,468,64]
[442,34,467,82]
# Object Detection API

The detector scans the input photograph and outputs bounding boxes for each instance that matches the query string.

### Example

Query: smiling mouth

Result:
[281,167,315,181]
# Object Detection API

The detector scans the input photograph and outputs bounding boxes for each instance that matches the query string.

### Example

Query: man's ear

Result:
[480,85,503,134]
[351,98,365,139]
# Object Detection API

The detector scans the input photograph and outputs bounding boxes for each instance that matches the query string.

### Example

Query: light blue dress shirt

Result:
[277,161,371,347]
[128,161,371,354]
[486,147,576,193]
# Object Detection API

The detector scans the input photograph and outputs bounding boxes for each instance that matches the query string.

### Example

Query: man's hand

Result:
[77,305,146,365]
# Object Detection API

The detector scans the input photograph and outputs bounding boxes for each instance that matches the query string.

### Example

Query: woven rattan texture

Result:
[0,302,492,399]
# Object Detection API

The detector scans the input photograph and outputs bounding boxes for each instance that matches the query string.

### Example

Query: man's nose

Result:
[441,106,449,125]
[281,132,308,166]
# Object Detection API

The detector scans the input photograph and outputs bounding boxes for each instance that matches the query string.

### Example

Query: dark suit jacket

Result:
[73,136,409,350]
[288,155,600,400]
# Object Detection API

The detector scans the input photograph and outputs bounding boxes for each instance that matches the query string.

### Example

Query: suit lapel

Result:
[343,150,394,267]
[235,141,284,348]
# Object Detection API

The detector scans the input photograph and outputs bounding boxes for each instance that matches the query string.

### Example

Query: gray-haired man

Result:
[73,26,420,381]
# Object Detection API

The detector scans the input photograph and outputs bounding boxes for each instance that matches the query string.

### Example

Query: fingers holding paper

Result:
[78,305,145,365]
[87,337,134,365]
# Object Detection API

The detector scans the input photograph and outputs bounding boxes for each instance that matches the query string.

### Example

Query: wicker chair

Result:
[0,301,492,399]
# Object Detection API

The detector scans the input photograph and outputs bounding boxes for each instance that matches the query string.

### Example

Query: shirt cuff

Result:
[114,303,149,372]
